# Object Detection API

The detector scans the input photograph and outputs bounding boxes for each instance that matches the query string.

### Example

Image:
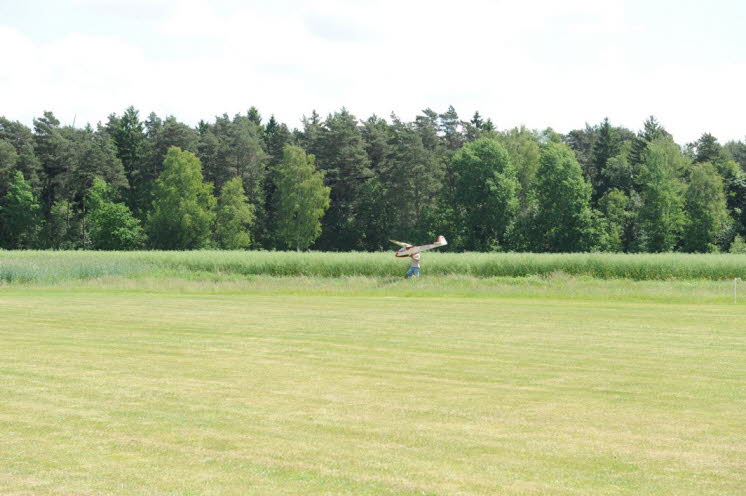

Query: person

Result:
[405,252,420,278]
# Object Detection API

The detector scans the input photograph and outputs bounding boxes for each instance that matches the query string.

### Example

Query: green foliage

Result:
[273,145,331,250]
[531,143,595,252]
[311,109,371,250]
[349,177,394,251]
[196,113,268,245]
[723,140,746,171]
[87,178,144,250]
[69,125,128,204]
[0,171,42,248]
[591,117,622,199]
[264,115,292,167]
[46,199,80,249]
[597,189,633,252]
[629,116,669,166]
[682,163,729,253]
[215,177,254,249]
[147,147,216,249]
[693,133,726,165]
[636,139,688,252]
[4,251,746,283]
[439,105,464,152]
[380,117,443,240]
[451,138,519,250]
[34,111,72,210]
[497,126,540,205]
[729,235,746,254]
[107,106,149,218]
[600,142,637,195]
[3,107,746,254]
[0,139,18,194]
[0,117,42,190]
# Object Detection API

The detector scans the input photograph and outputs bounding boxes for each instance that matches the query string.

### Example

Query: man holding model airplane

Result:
[390,236,447,278]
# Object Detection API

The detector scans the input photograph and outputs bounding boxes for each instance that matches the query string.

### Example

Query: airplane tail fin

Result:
[437,235,447,246]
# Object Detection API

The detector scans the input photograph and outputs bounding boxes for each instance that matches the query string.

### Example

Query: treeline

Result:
[1,106,746,252]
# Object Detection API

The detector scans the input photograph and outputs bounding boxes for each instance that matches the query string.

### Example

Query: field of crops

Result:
[3,250,746,283]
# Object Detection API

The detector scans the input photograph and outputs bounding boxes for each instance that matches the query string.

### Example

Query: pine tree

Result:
[693,133,726,165]
[464,111,485,142]
[356,116,395,249]
[247,106,262,126]
[414,108,441,153]
[107,106,148,218]
[34,111,71,215]
[380,117,443,241]
[264,115,292,168]
[591,117,622,200]
[69,125,128,211]
[629,116,669,166]
[361,115,391,174]
[313,109,372,250]
[0,139,18,196]
[439,105,464,151]
[0,117,42,192]
[565,123,597,179]
[260,115,293,248]
[146,115,199,186]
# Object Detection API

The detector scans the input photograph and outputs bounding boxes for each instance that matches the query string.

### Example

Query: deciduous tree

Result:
[683,162,729,252]
[147,147,216,249]
[214,177,254,249]
[532,143,595,252]
[87,177,144,250]
[273,145,330,251]
[451,138,519,250]
[0,171,42,248]
[637,139,688,252]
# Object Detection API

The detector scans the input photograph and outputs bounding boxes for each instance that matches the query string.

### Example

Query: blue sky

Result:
[1,0,744,143]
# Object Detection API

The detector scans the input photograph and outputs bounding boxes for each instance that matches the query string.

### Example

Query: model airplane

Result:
[390,236,448,257]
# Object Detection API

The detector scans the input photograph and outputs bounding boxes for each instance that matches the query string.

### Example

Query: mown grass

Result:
[27,273,746,305]
[2,250,746,283]
[1,279,744,495]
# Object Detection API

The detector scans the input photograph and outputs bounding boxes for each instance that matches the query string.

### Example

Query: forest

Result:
[1,106,745,253]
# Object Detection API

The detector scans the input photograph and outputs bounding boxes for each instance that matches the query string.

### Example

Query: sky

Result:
[0,0,744,143]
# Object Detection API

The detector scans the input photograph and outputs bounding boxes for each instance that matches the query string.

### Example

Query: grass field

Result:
[1,272,744,495]
[3,250,746,282]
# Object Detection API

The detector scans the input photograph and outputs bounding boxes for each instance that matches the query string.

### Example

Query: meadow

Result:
[1,252,745,495]
[3,250,746,283]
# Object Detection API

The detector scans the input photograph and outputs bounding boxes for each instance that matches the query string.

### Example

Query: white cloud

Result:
[0,0,744,143]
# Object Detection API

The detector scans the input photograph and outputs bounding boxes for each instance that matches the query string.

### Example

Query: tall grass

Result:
[3,250,746,284]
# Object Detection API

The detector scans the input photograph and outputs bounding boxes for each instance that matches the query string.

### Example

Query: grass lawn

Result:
[1,277,744,495]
